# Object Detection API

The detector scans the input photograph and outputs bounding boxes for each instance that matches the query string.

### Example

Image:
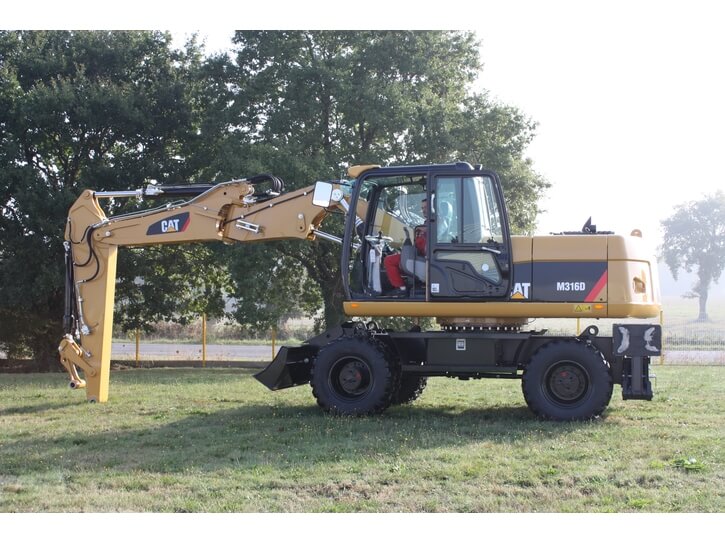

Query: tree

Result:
[0,30,551,367]
[0,31,227,366]
[661,192,725,321]
[223,30,548,328]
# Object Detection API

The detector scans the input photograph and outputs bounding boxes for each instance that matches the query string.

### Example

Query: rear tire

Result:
[393,375,427,405]
[311,336,397,416]
[522,340,613,421]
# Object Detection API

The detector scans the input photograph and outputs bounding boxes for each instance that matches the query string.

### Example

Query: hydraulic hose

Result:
[62,242,76,335]
[148,174,286,200]
[247,173,285,194]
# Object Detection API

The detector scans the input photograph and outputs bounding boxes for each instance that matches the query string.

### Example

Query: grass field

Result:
[0,366,722,513]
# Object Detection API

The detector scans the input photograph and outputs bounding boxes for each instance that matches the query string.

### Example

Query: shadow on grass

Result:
[0,401,76,416]
[1,396,611,477]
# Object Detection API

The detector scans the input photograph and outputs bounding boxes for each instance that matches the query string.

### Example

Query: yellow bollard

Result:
[202,313,207,368]
[135,329,140,368]
[576,317,581,335]
[660,309,665,365]
[271,328,276,360]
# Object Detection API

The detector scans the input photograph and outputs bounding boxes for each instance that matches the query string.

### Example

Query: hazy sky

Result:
[476,2,724,243]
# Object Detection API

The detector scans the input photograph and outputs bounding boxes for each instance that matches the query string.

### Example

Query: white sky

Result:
[10,1,725,245]
[475,2,725,242]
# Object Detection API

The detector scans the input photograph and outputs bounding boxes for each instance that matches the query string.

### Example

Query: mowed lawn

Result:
[0,365,722,512]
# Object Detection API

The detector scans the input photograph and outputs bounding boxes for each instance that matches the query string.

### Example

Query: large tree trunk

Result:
[697,290,709,321]
[297,241,348,331]
[694,273,711,321]
[322,285,347,329]
[320,263,347,329]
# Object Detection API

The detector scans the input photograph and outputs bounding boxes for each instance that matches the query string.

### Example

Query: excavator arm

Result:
[59,175,348,402]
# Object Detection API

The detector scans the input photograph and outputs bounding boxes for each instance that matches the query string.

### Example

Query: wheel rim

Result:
[329,356,374,399]
[544,361,590,405]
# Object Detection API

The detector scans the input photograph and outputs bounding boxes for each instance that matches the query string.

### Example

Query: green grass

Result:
[0,366,722,512]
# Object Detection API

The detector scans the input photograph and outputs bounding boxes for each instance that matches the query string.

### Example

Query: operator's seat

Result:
[436,200,454,243]
[401,238,426,283]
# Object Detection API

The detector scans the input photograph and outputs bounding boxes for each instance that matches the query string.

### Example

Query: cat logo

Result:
[511,282,531,300]
[146,212,190,235]
[162,219,181,233]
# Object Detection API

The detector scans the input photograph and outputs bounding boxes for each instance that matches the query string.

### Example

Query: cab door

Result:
[428,172,512,299]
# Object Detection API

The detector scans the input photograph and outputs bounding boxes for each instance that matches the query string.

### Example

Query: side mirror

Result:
[312,182,334,208]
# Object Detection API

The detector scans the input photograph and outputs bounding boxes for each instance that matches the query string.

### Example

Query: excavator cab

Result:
[342,162,513,303]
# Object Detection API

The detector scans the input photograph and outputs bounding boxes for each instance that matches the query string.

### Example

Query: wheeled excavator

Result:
[59,162,661,420]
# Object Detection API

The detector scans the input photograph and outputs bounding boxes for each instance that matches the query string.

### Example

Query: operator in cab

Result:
[384,197,428,295]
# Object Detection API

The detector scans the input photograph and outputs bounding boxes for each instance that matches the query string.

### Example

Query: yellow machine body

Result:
[345,233,660,319]
[58,163,662,410]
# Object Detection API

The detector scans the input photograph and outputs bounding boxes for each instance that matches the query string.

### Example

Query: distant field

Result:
[1,366,722,513]
[659,295,725,350]
[528,295,725,353]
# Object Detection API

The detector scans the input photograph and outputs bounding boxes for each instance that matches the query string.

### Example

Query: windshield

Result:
[435,175,503,244]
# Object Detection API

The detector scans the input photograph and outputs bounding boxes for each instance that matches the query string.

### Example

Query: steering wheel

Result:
[365,234,393,247]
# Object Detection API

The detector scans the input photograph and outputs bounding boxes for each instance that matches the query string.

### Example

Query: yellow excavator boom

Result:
[59,177,343,402]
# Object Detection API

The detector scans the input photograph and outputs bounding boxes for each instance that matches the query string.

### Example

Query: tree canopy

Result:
[0,31,228,364]
[223,31,548,328]
[661,191,725,320]
[0,30,548,364]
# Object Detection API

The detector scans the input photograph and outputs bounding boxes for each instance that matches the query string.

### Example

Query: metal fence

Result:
[111,307,725,367]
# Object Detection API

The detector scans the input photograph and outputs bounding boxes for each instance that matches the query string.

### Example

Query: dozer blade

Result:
[254,345,317,390]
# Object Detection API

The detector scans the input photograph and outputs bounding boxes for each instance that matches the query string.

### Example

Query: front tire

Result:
[522,340,613,421]
[311,336,397,416]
